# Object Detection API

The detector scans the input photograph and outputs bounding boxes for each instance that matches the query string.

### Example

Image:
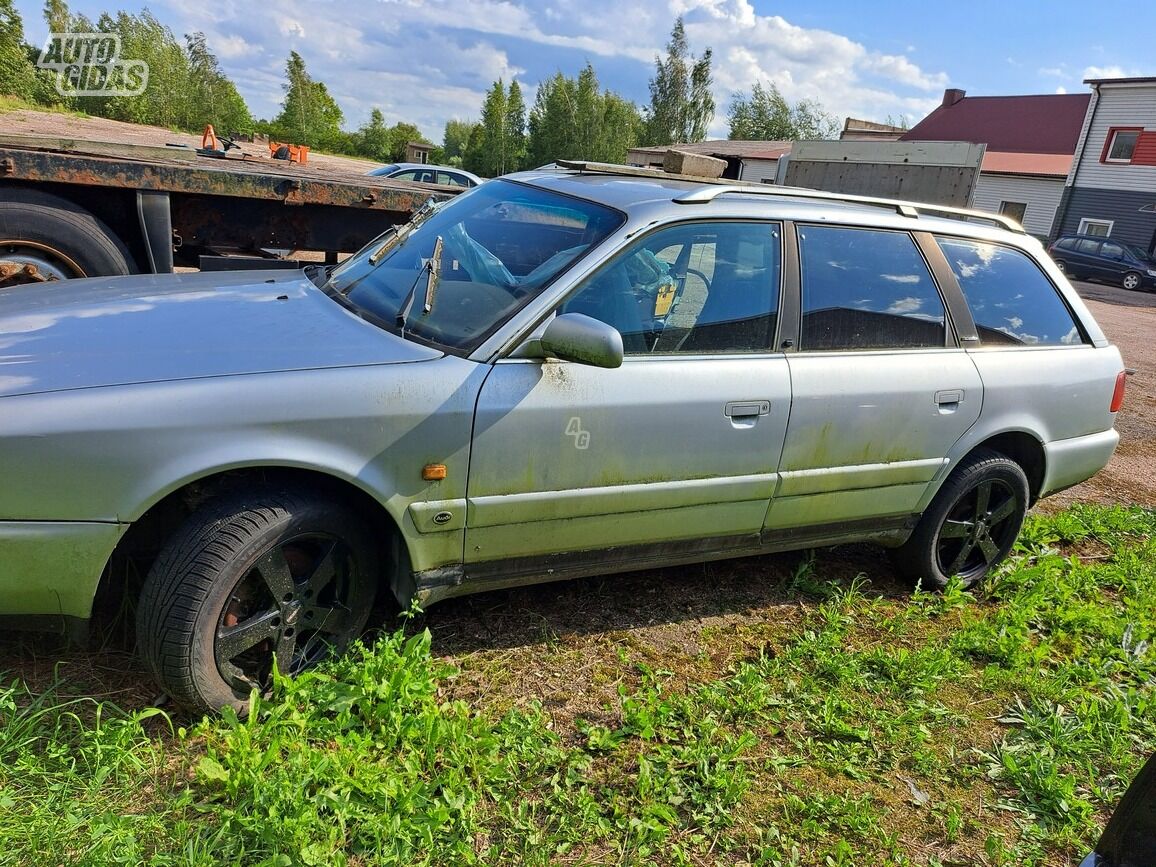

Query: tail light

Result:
[1110,370,1129,413]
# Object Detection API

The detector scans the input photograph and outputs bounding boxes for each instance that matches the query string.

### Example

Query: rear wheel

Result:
[137,489,379,713]
[0,188,132,287]
[1122,271,1143,291]
[892,449,1029,590]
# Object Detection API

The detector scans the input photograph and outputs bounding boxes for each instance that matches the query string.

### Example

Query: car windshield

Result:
[326,180,623,353]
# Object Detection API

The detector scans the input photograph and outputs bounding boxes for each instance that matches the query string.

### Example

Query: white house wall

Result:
[1070,83,1156,192]
[972,174,1065,237]
[738,158,780,183]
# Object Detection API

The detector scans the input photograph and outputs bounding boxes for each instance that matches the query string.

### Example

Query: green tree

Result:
[273,50,344,148]
[85,10,192,127]
[29,0,73,105]
[442,119,477,166]
[504,79,527,172]
[386,120,425,162]
[185,32,252,135]
[470,79,526,177]
[0,0,36,99]
[42,0,70,31]
[644,17,713,145]
[475,79,506,176]
[527,63,641,166]
[728,81,838,141]
[355,107,390,160]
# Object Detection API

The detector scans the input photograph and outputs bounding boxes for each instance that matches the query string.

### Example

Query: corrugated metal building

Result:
[1053,77,1156,254]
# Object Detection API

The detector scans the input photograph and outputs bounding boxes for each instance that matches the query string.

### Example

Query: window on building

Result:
[936,237,1085,347]
[1078,218,1113,237]
[999,201,1027,225]
[797,226,946,351]
[1104,129,1140,163]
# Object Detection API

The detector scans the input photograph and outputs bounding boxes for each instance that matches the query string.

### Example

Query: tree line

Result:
[0,3,841,173]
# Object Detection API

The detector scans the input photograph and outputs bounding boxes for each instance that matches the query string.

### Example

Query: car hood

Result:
[0,268,441,398]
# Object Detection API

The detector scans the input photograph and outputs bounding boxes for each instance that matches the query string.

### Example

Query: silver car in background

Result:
[0,166,1125,712]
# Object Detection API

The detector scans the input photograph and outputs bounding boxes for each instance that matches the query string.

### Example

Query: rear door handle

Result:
[934,389,964,412]
[725,401,771,418]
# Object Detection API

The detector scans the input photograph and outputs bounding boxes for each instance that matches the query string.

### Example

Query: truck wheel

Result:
[137,489,379,714]
[891,449,1029,591]
[0,188,133,286]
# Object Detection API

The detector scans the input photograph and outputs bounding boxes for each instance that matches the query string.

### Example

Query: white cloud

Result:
[213,35,252,60]
[1084,64,1145,80]
[145,0,952,142]
[278,19,306,39]
[1055,86,1067,95]
[863,53,948,90]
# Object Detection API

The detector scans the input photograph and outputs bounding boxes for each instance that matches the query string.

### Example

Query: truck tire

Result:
[0,187,133,285]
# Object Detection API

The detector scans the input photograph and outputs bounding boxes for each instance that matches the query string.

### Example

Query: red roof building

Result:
[900,89,1092,237]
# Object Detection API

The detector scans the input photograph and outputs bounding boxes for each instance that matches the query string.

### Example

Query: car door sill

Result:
[412,515,918,606]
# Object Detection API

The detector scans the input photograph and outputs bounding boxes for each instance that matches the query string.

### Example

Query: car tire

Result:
[1122,271,1143,291]
[137,488,379,714]
[891,449,1029,591]
[0,187,134,285]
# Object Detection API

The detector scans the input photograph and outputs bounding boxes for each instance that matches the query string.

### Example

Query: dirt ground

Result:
[1043,295,1156,509]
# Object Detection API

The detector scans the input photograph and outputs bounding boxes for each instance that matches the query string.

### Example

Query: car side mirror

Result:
[1082,753,1156,867]
[522,312,624,369]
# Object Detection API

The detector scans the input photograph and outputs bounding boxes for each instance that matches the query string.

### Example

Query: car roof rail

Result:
[671,185,1026,233]
[551,159,1025,234]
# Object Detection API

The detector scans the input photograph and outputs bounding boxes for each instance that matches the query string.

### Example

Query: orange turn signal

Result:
[422,464,448,481]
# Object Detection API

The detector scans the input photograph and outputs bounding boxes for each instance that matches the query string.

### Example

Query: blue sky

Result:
[14,0,1156,142]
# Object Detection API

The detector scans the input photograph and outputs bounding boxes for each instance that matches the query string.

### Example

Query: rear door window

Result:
[936,237,1085,346]
[797,225,946,351]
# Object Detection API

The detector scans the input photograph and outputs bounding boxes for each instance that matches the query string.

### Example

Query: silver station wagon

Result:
[0,165,1126,712]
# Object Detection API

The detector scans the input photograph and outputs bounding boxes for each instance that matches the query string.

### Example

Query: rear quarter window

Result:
[936,237,1086,347]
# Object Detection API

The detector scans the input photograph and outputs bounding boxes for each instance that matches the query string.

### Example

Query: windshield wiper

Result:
[423,235,443,314]
[367,197,439,266]
[396,235,443,333]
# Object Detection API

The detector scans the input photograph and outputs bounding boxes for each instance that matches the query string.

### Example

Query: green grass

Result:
[0,94,87,117]
[1,503,1154,865]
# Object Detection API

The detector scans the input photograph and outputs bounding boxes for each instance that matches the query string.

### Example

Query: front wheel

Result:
[892,449,1029,590]
[137,489,379,713]
[1122,271,1143,291]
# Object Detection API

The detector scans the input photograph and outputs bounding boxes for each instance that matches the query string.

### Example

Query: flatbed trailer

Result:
[0,134,461,286]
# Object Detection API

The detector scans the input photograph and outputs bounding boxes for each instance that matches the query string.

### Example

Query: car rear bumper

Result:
[0,521,126,623]
[1040,428,1120,497]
